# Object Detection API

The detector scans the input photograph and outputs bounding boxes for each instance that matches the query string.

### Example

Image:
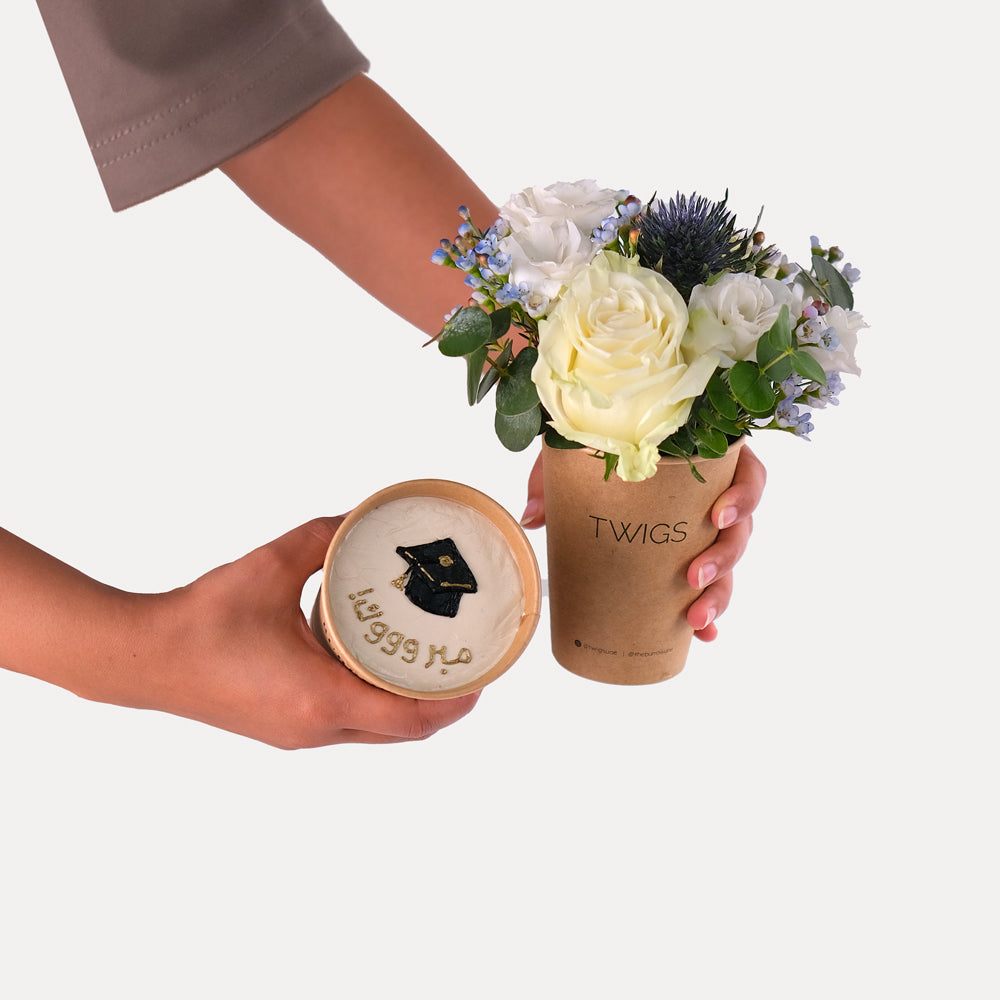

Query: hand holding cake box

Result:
[311,481,541,699]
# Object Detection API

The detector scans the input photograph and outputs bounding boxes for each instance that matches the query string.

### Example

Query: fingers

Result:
[710,444,766,531]
[355,688,482,742]
[520,447,545,528]
[687,568,734,642]
[241,515,346,604]
[686,512,754,592]
[684,445,765,641]
[300,664,482,747]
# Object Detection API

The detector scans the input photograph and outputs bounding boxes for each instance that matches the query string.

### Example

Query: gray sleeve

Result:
[36,0,370,211]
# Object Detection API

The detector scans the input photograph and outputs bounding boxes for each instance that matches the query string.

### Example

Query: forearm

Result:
[0,527,153,704]
[221,74,495,337]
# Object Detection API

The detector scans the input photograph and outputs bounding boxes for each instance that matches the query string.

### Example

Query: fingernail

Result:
[717,506,738,530]
[702,606,717,628]
[697,562,717,589]
[520,499,542,527]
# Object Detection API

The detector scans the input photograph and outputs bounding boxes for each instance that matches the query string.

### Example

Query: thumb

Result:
[248,515,346,595]
[520,448,545,528]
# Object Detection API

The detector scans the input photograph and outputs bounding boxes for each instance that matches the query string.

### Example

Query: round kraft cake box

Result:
[310,480,542,699]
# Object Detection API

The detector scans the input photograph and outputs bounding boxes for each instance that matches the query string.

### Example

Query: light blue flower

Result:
[430,248,449,265]
[591,217,620,245]
[475,230,499,255]
[779,376,802,399]
[457,221,474,238]
[820,327,841,351]
[797,316,826,345]
[487,251,511,275]
[456,250,478,272]
[464,271,486,289]
[814,371,844,406]
[497,281,529,307]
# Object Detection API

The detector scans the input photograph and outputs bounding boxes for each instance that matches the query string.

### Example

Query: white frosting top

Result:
[326,496,526,692]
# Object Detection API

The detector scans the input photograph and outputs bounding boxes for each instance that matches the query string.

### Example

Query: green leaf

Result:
[765,305,794,351]
[791,349,828,385]
[490,306,512,340]
[465,345,488,406]
[693,424,729,457]
[659,435,705,481]
[755,306,793,374]
[496,347,540,416]
[603,452,619,481]
[811,256,854,310]
[764,356,794,382]
[476,340,511,403]
[660,426,696,457]
[495,405,542,451]
[729,361,775,416]
[476,363,501,403]
[697,405,741,438]
[437,307,492,357]
[543,427,584,449]
[706,373,738,420]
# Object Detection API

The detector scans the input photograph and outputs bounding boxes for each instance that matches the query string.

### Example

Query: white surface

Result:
[2,3,996,999]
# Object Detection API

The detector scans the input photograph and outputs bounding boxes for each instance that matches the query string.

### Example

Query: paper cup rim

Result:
[541,435,745,469]
[317,479,542,700]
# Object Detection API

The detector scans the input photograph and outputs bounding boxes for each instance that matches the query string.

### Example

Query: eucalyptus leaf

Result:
[706,374,738,420]
[765,305,793,351]
[490,306,512,340]
[465,345,488,406]
[437,306,492,357]
[544,427,584,449]
[477,340,511,403]
[496,347,540,416]
[811,256,854,310]
[495,405,542,451]
[693,424,729,457]
[697,405,742,438]
[791,349,828,385]
[765,357,794,382]
[476,363,501,403]
[493,338,514,370]
[660,426,696,456]
[729,361,775,416]
[659,435,705,482]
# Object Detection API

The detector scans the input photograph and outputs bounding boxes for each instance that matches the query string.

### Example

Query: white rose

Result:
[498,180,622,304]
[532,252,718,482]
[803,305,865,376]
[685,273,807,367]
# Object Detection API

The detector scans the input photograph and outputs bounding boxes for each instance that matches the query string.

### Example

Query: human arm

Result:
[0,523,477,748]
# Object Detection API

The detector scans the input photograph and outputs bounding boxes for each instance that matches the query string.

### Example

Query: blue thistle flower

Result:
[637,191,763,301]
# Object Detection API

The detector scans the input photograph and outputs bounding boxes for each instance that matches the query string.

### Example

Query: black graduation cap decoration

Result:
[392,537,478,618]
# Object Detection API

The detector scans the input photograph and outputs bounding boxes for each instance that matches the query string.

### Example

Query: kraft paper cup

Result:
[311,480,541,700]
[542,439,744,685]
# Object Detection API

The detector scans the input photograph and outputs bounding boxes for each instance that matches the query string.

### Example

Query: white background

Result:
[2,3,996,997]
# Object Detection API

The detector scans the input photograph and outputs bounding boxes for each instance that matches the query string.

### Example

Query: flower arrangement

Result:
[430,180,865,482]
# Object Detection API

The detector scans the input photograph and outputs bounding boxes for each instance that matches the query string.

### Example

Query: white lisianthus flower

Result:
[498,180,622,304]
[802,305,865,376]
[532,252,718,482]
[685,273,807,367]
